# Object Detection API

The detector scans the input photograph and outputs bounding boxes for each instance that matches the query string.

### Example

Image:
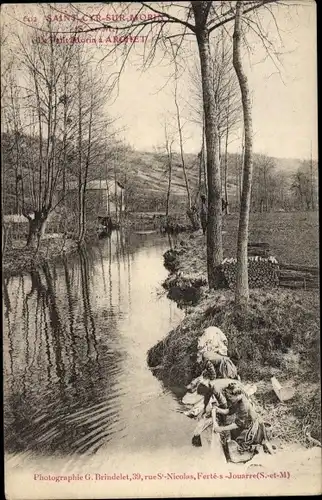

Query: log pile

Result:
[219,240,319,290]
[221,256,279,289]
[278,263,319,290]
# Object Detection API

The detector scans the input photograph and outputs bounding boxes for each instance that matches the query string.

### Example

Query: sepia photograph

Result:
[1,1,320,498]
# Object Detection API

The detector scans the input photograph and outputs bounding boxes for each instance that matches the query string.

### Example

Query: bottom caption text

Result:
[33,471,291,482]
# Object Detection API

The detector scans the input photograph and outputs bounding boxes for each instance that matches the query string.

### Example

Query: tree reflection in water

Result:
[3,243,124,456]
[3,231,184,460]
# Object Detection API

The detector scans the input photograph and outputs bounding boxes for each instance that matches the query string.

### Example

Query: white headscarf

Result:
[198,326,228,356]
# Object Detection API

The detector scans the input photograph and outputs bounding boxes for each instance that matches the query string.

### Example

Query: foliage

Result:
[291,160,318,211]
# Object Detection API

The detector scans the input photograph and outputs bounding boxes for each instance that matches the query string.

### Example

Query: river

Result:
[3,231,188,452]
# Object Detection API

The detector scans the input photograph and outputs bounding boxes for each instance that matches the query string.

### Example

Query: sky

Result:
[1,1,318,160]
[106,1,317,160]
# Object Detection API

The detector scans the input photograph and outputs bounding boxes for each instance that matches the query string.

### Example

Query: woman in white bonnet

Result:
[197,326,238,380]
[198,326,228,356]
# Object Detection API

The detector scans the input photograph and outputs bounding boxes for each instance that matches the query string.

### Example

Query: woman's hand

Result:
[214,407,229,415]
[213,422,239,433]
[212,406,238,433]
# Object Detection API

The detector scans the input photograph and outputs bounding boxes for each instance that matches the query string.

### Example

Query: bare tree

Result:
[10,20,79,247]
[196,118,205,200]
[75,55,115,243]
[45,2,219,285]
[171,45,192,209]
[223,93,230,215]
[233,0,254,308]
[251,154,276,212]
[169,44,200,230]
[1,12,116,248]
[163,121,175,222]
[0,21,14,101]
[291,159,318,211]
[189,29,242,214]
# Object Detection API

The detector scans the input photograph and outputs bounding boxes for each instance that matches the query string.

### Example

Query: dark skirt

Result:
[203,355,238,380]
[232,419,269,451]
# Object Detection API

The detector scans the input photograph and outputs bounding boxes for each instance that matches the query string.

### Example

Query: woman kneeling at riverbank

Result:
[212,382,274,462]
[190,378,242,447]
[187,327,239,390]
[198,326,239,380]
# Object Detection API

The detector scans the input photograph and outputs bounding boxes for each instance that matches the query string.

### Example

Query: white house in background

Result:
[60,178,125,219]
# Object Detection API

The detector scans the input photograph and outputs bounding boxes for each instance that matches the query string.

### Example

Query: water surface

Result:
[3,231,192,463]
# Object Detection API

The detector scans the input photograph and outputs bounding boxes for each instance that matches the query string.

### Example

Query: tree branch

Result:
[209,0,278,33]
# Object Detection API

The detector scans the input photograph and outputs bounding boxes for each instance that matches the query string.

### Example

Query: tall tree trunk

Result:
[105,157,111,217]
[240,127,244,199]
[119,189,123,223]
[77,56,84,243]
[165,144,173,221]
[195,26,223,287]
[166,168,172,220]
[10,85,22,215]
[224,97,230,215]
[233,1,254,307]
[79,102,93,244]
[196,118,205,204]
[176,106,191,209]
[114,158,118,224]
[15,176,19,214]
[25,211,48,247]
[107,188,111,217]
[197,149,202,201]
[171,44,192,210]
[202,117,208,194]
[78,185,85,242]
[310,142,315,210]
[235,154,239,210]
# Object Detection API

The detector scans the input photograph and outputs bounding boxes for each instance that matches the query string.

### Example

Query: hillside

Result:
[275,157,310,175]
[2,126,311,215]
[115,149,305,211]
[119,150,200,198]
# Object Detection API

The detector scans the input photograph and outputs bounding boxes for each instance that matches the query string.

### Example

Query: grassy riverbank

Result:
[2,237,79,278]
[148,212,320,447]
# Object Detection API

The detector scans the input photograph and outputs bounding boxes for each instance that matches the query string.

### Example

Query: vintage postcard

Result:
[2,1,320,499]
